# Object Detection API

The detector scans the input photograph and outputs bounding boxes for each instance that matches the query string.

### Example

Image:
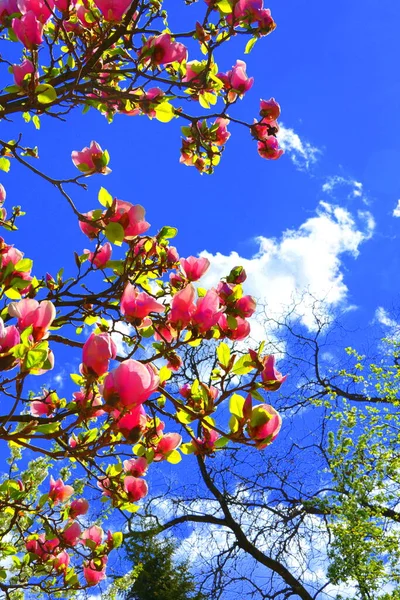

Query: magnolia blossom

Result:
[213,118,231,146]
[192,289,222,333]
[123,456,148,477]
[71,141,111,175]
[83,556,107,586]
[17,0,54,22]
[168,284,196,328]
[49,477,74,504]
[261,355,287,390]
[81,525,103,547]
[12,11,43,48]
[30,391,57,417]
[84,242,112,268]
[0,184,5,204]
[257,136,284,160]
[81,332,117,378]
[218,314,250,341]
[124,475,148,502]
[121,283,164,321]
[9,299,56,341]
[110,200,150,240]
[180,256,210,281]
[53,550,70,571]
[260,97,281,122]
[235,295,256,318]
[247,404,282,447]
[193,428,219,455]
[140,33,187,66]
[153,432,182,461]
[218,60,253,100]
[114,405,147,441]
[69,498,89,519]
[12,58,35,87]
[61,522,81,546]
[93,0,131,21]
[0,318,20,353]
[25,534,59,561]
[73,389,105,418]
[103,359,159,409]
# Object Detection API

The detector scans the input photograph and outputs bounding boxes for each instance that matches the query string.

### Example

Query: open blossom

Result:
[26,534,59,560]
[124,476,148,502]
[17,0,54,22]
[114,405,147,442]
[103,359,159,409]
[9,299,56,341]
[12,11,43,48]
[247,403,282,447]
[73,389,104,418]
[260,98,281,122]
[79,210,103,239]
[218,60,253,100]
[168,284,196,328]
[31,391,57,417]
[123,456,148,477]
[193,428,219,455]
[121,283,164,321]
[49,477,74,504]
[61,522,81,546]
[218,314,250,341]
[261,355,287,390]
[140,33,187,66]
[81,525,103,547]
[12,59,35,87]
[71,141,111,175]
[110,200,150,239]
[81,332,117,378]
[0,318,20,353]
[53,550,70,571]
[0,0,19,19]
[213,118,231,146]
[180,256,210,281]
[84,556,107,586]
[84,242,112,268]
[235,295,256,318]
[192,289,222,333]
[153,433,182,461]
[69,498,89,519]
[257,136,283,160]
[93,0,131,21]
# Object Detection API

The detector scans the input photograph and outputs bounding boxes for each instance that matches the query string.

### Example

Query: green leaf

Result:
[32,115,40,130]
[0,158,10,173]
[217,342,231,367]
[245,37,257,54]
[157,225,178,241]
[159,366,172,384]
[14,258,33,273]
[112,532,123,548]
[216,0,232,13]
[214,436,229,448]
[105,222,124,246]
[24,348,48,370]
[36,423,60,435]
[35,84,57,104]
[154,102,175,123]
[166,450,182,464]
[233,354,254,376]
[229,393,245,418]
[4,287,21,300]
[98,186,113,208]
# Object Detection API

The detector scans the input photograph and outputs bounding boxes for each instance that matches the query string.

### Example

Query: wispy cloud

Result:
[277,124,320,170]
[393,199,400,217]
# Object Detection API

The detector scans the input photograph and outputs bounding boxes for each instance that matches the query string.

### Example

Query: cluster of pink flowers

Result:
[224,0,276,36]
[180,118,231,173]
[139,33,187,67]
[79,198,150,242]
[252,98,283,160]
[0,237,33,294]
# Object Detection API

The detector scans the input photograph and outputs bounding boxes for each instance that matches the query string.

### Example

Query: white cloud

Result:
[322,176,369,205]
[200,202,375,335]
[277,125,320,170]
[393,199,400,217]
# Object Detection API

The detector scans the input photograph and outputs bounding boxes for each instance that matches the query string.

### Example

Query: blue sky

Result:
[1,0,400,595]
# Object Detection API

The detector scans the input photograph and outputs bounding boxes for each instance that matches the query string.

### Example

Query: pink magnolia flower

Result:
[121,283,164,321]
[154,324,175,344]
[83,556,107,586]
[61,521,81,546]
[257,137,283,160]
[140,33,187,66]
[114,405,147,442]
[81,525,103,547]
[180,256,210,281]
[0,0,19,19]
[168,284,196,328]
[261,355,287,391]
[0,184,5,204]
[93,0,131,21]
[260,98,281,122]
[103,359,159,409]
[69,498,89,519]
[110,200,150,240]
[53,0,71,11]
[8,299,56,341]
[213,117,231,146]
[97,477,112,497]
[17,0,54,22]
[79,210,103,239]
[234,0,262,20]
[12,12,43,48]
[84,242,112,268]
[124,476,148,502]
[12,58,35,87]
[193,428,219,455]
[30,391,57,417]
[123,456,148,477]
[53,550,70,571]
[235,295,256,318]
[0,318,20,353]
[71,141,111,175]
[218,314,250,341]
[26,534,59,561]
[256,8,275,35]
[73,389,105,418]
[49,477,74,504]
[247,403,282,448]
[81,332,117,378]
[153,432,182,461]
[192,289,222,333]
[218,60,253,100]
[167,246,179,265]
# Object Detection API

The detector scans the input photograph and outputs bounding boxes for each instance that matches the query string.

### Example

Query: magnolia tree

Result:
[0,0,286,596]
